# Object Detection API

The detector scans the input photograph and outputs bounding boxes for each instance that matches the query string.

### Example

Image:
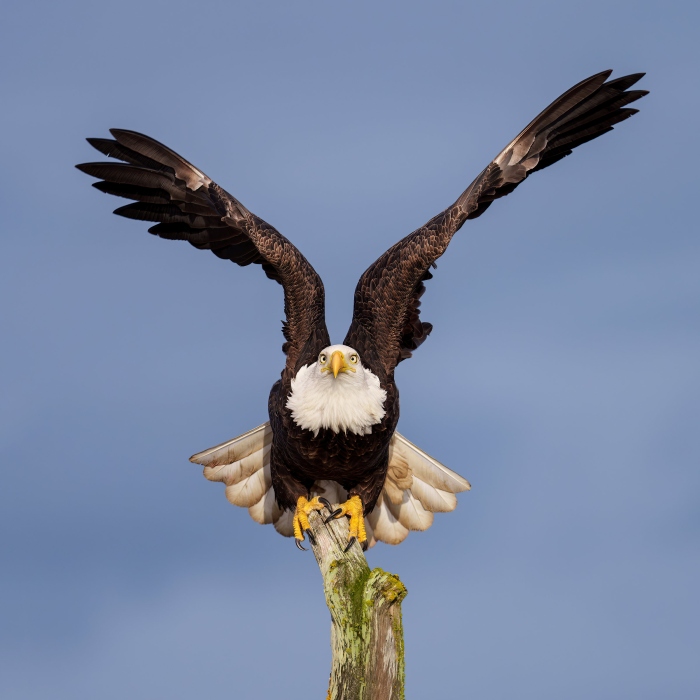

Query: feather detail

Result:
[384,439,413,505]
[363,430,468,544]
[367,494,410,545]
[203,445,271,486]
[364,517,377,550]
[273,509,295,537]
[311,480,347,504]
[410,476,458,513]
[248,487,283,525]
[386,490,434,531]
[109,128,209,191]
[190,423,271,468]
[392,433,471,494]
[225,464,271,507]
[191,423,272,490]
[190,423,273,508]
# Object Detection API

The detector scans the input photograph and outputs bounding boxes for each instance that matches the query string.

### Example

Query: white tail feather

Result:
[202,444,271,486]
[392,433,471,494]
[311,480,347,504]
[225,464,271,507]
[386,490,434,531]
[248,487,282,525]
[364,516,377,549]
[409,476,458,513]
[367,494,410,545]
[273,509,295,537]
[192,424,470,546]
[190,423,271,468]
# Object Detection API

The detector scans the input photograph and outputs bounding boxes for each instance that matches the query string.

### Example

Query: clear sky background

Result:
[1,1,698,698]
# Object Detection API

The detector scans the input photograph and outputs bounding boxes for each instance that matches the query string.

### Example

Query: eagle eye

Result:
[319,353,327,364]
[349,354,359,364]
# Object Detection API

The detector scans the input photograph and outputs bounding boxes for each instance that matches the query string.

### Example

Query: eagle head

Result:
[286,344,386,435]
[316,344,362,379]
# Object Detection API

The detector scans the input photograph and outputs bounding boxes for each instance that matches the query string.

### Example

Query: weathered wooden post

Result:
[306,509,407,700]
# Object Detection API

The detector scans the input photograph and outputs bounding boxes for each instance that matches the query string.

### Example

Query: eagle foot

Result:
[343,537,368,553]
[325,495,367,549]
[318,497,334,513]
[324,509,343,523]
[292,496,332,550]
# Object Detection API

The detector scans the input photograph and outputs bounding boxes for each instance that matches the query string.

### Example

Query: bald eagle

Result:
[77,70,646,550]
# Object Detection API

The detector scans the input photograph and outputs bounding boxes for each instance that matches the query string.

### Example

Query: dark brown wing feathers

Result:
[345,71,647,375]
[77,130,329,369]
[458,71,647,219]
[79,72,646,378]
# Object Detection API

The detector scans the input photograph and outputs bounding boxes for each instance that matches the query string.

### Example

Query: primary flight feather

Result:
[77,69,647,550]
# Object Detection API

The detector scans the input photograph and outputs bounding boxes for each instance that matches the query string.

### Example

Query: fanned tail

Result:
[190,423,282,525]
[364,432,470,547]
[191,424,470,547]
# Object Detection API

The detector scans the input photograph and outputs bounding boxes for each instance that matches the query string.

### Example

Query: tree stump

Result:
[306,509,407,700]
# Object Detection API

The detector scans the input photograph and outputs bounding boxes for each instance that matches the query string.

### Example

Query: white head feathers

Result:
[286,344,386,436]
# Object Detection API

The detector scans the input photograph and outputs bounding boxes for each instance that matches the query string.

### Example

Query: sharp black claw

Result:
[295,539,307,551]
[361,540,369,552]
[305,529,317,546]
[324,508,343,524]
[344,537,356,553]
[318,497,333,513]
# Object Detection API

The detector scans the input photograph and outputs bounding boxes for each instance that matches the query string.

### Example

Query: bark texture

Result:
[306,510,407,700]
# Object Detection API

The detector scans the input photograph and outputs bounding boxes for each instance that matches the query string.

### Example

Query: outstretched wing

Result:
[344,70,647,376]
[77,130,329,371]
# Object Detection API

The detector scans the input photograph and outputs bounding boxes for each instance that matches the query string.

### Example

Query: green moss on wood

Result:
[349,566,373,630]
[392,603,406,700]
[310,510,406,699]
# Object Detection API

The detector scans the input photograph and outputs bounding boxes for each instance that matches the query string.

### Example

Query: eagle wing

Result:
[344,70,647,376]
[77,130,329,371]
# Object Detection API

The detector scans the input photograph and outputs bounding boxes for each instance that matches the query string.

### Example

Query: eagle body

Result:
[270,350,399,513]
[78,70,647,547]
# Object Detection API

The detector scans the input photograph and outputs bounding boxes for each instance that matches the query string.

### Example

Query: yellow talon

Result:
[292,496,326,542]
[330,495,367,545]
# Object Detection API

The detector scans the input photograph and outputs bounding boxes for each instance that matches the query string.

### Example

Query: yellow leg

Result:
[328,495,367,548]
[292,496,328,548]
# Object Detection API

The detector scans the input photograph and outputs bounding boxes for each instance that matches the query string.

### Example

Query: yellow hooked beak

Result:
[330,350,355,378]
[331,350,344,378]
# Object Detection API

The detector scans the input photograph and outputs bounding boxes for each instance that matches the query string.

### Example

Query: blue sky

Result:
[1,1,698,698]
